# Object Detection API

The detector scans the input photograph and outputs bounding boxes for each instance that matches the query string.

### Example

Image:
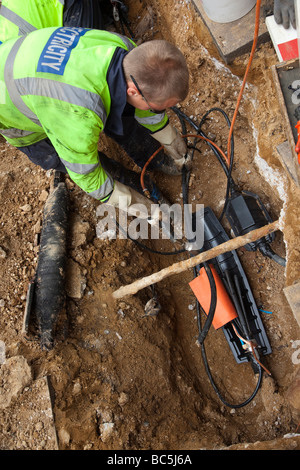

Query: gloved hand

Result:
[274,0,296,29]
[152,124,192,172]
[106,180,161,223]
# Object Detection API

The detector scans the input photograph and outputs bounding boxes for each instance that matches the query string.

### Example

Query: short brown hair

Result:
[123,40,189,106]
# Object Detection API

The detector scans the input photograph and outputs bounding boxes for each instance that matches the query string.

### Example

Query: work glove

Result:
[274,0,296,29]
[106,180,161,223]
[152,124,192,172]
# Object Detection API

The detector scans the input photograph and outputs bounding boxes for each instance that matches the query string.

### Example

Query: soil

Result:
[1,0,300,451]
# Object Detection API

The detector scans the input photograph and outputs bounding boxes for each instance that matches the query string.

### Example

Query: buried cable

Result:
[34,174,69,350]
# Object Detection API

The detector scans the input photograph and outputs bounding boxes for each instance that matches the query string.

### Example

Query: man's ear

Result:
[127,82,138,97]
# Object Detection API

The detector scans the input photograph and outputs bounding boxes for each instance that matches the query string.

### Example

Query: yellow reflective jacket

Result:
[0,27,168,200]
[0,0,64,44]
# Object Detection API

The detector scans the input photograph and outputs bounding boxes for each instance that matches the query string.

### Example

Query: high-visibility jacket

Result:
[0,0,64,45]
[0,27,168,201]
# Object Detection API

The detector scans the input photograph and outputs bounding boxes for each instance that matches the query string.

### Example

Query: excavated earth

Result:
[0,0,300,451]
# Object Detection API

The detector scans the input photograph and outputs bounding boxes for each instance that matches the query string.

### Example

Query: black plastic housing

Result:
[193,206,272,367]
[225,190,274,251]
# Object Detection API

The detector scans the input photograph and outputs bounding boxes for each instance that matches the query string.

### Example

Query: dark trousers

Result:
[63,0,105,29]
[104,114,164,171]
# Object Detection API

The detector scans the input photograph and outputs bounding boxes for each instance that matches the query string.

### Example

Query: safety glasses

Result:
[130,75,166,114]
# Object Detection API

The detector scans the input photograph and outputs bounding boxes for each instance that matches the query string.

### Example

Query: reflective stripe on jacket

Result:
[134,108,168,134]
[0,0,64,43]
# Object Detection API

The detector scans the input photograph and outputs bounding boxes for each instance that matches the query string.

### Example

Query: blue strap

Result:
[150,184,161,202]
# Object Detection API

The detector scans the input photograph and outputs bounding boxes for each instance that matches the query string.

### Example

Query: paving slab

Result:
[192,0,272,63]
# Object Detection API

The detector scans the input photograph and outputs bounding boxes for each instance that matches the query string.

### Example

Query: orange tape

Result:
[189,265,238,330]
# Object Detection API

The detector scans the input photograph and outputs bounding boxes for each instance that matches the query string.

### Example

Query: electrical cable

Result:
[199,315,264,408]
[114,219,187,256]
[135,110,268,407]
[171,105,236,221]
[135,110,275,406]
[194,275,264,409]
[195,262,217,345]
[258,243,286,267]
[117,0,269,408]
[181,149,263,408]
[134,148,265,408]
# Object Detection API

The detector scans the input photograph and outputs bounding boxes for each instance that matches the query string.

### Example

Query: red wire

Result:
[140,134,228,194]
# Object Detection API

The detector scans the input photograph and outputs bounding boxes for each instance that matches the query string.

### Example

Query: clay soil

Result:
[1,0,300,451]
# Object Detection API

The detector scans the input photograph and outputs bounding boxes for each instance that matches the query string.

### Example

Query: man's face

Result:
[126,80,179,113]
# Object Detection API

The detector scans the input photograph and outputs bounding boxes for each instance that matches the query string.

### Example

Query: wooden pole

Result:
[112,220,281,299]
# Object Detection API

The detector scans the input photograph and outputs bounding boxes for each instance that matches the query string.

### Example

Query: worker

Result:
[0,0,108,43]
[274,0,296,29]
[0,1,191,221]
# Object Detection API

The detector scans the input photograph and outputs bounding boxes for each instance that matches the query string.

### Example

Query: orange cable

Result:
[227,0,262,160]
[140,145,164,196]
[183,133,229,165]
[140,134,228,195]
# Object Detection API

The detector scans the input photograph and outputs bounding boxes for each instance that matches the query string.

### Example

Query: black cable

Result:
[171,106,236,221]
[176,106,264,408]
[194,281,264,408]
[171,106,235,178]
[173,106,286,266]
[196,262,217,345]
[182,163,217,344]
[118,2,135,39]
[183,148,218,344]
[258,243,286,267]
[115,219,187,256]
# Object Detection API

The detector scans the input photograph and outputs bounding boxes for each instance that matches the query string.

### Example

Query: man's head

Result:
[123,40,189,112]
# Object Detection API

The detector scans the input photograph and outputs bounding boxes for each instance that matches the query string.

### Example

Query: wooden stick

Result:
[112,220,281,299]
